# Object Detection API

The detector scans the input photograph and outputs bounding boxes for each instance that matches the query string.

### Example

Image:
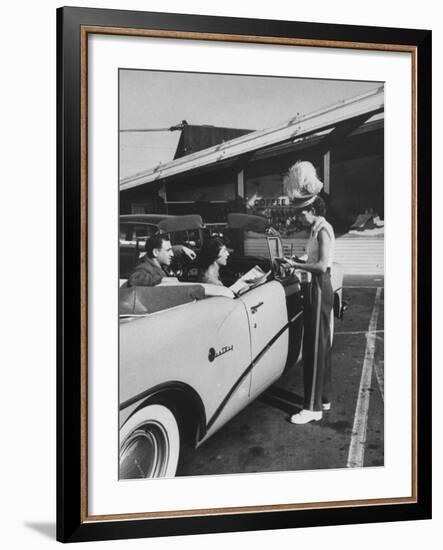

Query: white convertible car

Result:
[118,214,343,479]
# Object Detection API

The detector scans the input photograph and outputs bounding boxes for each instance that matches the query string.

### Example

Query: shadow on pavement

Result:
[259,388,304,414]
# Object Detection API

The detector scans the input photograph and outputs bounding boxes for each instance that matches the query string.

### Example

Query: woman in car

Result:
[282,161,335,425]
[198,237,230,286]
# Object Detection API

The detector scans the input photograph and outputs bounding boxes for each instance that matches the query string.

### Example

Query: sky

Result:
[119,69,381,179]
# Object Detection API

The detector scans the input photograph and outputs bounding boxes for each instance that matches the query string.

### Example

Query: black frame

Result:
[57,6,432,543]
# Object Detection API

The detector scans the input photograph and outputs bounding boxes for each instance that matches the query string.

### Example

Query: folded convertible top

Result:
[119,284,205,315]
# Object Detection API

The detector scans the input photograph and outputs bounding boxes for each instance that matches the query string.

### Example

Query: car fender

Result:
[120,296,251,430]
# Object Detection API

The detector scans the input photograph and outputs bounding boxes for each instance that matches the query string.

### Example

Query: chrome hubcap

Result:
[119,422,170,479]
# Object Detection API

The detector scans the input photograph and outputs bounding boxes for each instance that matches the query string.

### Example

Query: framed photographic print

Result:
[57,6,431,543]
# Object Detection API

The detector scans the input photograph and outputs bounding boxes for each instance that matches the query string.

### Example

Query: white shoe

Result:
[289,409,322,424]
[322,402,331,411]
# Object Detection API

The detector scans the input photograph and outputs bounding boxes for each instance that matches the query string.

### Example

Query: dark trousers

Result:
[302,270,334,412]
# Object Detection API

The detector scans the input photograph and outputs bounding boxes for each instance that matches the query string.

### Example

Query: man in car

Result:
[127,234,196,287]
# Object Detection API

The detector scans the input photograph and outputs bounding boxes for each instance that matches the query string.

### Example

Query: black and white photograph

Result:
[118,70,385,479]
[2,0,435,547]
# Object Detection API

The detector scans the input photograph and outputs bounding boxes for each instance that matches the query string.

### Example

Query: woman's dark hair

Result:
[198,237,226,272]
[145,234,170,258]
[305,195,327,217]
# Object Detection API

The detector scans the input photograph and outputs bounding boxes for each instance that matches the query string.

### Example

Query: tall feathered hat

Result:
[283,161,323,209]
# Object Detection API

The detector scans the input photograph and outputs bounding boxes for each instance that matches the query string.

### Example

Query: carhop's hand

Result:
[274,257,296,278]
[275,257,293,266]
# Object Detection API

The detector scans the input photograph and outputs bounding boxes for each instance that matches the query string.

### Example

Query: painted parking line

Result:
[347,288,382,468]
[335,330,384,336]
[335,330,385,401]
[373,334,385,401]
[373,360,384,402]
[343,286,383,289]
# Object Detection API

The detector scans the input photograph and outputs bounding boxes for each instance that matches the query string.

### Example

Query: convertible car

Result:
[119,214,344,479]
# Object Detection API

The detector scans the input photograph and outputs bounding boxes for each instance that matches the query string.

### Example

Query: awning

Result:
[120,86,384,192]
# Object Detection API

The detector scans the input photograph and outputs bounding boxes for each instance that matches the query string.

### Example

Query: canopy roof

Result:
[120,86,384,192]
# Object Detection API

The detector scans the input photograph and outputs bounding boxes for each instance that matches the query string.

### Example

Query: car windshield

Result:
[222,228,279,262]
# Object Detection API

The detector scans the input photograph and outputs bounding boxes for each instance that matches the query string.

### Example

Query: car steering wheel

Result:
[272,258,299,280]
[272,258,288,279]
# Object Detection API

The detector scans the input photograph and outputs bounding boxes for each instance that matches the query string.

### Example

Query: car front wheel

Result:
[119,404,180,479]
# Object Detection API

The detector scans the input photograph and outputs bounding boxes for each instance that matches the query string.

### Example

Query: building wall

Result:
[329,127,384,231]
[244,126,384,234]
[120,125,384,233]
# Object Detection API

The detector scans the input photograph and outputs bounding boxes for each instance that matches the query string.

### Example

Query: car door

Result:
[120,295,253,443]
[238,280,289,399]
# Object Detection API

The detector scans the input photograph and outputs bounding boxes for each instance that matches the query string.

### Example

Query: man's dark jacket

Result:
[127,246,186,287]
[127,256,166,287]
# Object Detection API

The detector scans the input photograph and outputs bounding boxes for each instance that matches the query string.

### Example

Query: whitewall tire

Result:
[119,403,180,479]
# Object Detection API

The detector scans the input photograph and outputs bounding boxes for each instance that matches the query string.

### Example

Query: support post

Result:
[323,151,331,196]
[236,169,245,199]
[236,168,245,212]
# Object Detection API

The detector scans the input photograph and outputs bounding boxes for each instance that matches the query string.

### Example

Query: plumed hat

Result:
[283,161,323,209]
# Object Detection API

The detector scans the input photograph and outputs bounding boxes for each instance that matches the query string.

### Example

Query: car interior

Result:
[119,213,305,315]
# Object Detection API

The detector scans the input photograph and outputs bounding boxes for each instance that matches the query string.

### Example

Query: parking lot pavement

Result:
[343,274,384,288]
[178,280,384,477]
